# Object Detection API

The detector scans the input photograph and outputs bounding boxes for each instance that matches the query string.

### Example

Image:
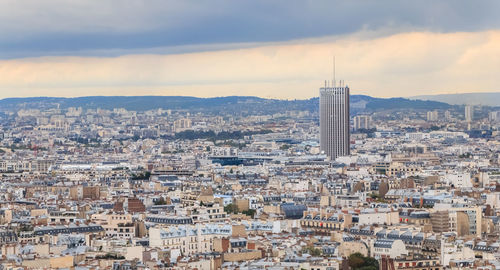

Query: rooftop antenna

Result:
[333,56,336,88]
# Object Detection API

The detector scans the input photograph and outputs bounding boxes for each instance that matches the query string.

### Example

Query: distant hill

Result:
[411,92,500,106]
[0,95,452,114]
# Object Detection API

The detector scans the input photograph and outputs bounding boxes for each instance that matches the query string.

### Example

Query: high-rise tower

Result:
[465,105,473,122]
[320,81,350,160]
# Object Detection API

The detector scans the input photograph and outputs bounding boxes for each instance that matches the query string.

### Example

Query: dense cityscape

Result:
[0,85,498,269]
[2,1,500,269]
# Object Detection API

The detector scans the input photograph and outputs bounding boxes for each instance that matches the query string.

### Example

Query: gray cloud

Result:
[0,0,499,58]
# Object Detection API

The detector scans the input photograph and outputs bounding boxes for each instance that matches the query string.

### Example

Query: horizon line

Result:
[1,91,499,101]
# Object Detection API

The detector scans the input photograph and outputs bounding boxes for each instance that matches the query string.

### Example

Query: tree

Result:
[154,197,167,205]
[132,171,151,180]
[19,224,33,232]
[348,253,379,270]
[280,144,291,150]
[348,253,365,269]
[242,209,256,218]
[485,204,493,216]
[378,181,389,198]
[302,246,322,256]
[224,203,239,214]
[459,153,472,158]
[353,181,364,192]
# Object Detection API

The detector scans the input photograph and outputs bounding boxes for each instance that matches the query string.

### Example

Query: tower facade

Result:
[320,83,350,160]
[427,110,439,122]
[465,105,473,122]
[353,115,371,130]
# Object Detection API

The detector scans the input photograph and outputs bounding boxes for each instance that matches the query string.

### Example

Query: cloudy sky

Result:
[1,0,499,99]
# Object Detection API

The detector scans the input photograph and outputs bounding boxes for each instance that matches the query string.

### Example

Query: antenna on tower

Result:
[333,56,336,88]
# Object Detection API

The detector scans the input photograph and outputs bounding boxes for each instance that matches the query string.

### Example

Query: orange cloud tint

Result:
[0,30,499,99]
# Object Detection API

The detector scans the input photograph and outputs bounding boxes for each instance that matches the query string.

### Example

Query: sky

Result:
[1,0,499,99]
